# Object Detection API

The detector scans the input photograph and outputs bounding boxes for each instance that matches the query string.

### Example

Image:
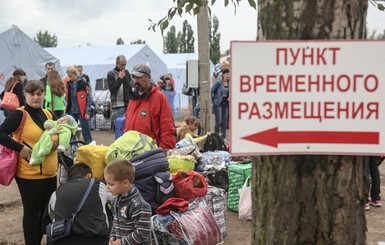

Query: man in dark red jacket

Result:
[124,64,176,155]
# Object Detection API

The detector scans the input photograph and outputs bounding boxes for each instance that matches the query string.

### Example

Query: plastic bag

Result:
[169,137,202,159]
[168,155,196,176]
[173,171,207,200]
[238,176,252,220]
[74,145,108,179]
[152,197,223,245]
[170,198,223,245]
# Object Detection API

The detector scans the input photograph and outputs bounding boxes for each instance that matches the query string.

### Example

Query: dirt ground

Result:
[0,130,384,244]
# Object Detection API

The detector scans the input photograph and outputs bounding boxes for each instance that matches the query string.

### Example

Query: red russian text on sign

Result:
[230,40,385,156]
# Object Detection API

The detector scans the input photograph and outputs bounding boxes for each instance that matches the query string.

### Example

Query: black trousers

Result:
[367,156,381,201]
[16,176,57,245]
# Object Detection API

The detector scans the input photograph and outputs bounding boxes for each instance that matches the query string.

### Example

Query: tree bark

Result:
[253,155,368,244]
[253,0,369,244]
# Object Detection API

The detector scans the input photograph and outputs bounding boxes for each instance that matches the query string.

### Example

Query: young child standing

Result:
[104,159,152,245]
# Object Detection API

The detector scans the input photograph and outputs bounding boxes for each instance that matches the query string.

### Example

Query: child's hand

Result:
[111,238,121,245]
[108,237,115,245]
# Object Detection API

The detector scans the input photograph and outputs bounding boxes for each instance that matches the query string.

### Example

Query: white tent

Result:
[0,26,61,86]
[0,26,61,122]
[158,53,214,109]
[45,44,167,94]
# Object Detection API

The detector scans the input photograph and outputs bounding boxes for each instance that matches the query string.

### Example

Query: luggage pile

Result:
[151,171,224,244]
[57,124,253,244]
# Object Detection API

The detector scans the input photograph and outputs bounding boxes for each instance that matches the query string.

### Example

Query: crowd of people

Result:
[0,58,200,244]
[0,57,382,244]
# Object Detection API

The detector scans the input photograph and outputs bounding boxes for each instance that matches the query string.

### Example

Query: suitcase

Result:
[115,117,125,139]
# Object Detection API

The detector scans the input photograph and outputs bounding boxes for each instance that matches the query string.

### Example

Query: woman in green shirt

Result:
[45,70,66,118]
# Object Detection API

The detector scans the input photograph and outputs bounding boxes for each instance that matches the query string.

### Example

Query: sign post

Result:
[230,40,385,156]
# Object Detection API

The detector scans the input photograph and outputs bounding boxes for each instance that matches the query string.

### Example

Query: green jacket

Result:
[29,119,78,165]
[45,85,66,111]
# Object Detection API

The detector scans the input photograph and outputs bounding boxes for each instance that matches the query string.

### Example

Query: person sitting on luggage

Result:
[104,159,152,245]
[30,115,78,165]
[176,116,211,144]
[44,163,111,245]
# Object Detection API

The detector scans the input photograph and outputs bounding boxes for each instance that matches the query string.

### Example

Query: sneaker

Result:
[370,200,382,207]
[365,202,370,211]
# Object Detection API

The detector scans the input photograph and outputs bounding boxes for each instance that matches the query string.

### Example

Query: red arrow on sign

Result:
[241,127,380,148]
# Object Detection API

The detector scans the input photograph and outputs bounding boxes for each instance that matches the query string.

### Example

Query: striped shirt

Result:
[111,185,152,245]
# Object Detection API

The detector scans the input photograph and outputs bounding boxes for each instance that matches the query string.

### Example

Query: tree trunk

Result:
[253,155,368,244]
[253,1,369,244]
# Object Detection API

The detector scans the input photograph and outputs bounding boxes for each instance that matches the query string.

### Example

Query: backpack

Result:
[207,170,229,191]
[203,133,228,152]
[105,130,157,164]
[130,148,175,212]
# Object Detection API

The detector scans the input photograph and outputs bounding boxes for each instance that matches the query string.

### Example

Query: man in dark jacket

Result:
[40,62,56,87]
[107,55,133,123]
[44,163,111,245]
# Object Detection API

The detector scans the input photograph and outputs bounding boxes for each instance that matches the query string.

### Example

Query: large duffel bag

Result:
[205,185,227,237]
[105,130,157,164]
[151,197,223,245]
[130,148,174,211]
[227,162,252,212]
[74,145,109,180]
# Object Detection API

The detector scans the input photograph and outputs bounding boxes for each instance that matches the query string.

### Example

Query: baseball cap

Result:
[131,64,151,77]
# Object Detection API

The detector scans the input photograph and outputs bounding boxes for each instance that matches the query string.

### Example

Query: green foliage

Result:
[178,20,195,53]
[164,26,179,53]
[369,0,385,11]
[34,30,57,47]
[367,29,385,39]
[209,15,221,64]
[130,39,146,44]
[116,37,124,45]
[149,0,256,34]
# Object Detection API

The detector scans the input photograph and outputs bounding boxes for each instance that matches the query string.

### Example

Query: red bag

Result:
[168,198,223,245]
[155,197,189,215]
[1,82,20,111]
[173,171,208,200]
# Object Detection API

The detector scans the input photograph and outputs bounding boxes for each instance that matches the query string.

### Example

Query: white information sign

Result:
[230,40,385,155]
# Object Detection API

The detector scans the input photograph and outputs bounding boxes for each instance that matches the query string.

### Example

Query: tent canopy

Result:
[0,25,61,90]
[0,25,61,123]
[45,44,167,94]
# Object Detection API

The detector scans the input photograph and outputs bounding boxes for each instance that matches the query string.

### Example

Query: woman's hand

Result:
[20,145,32,159]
